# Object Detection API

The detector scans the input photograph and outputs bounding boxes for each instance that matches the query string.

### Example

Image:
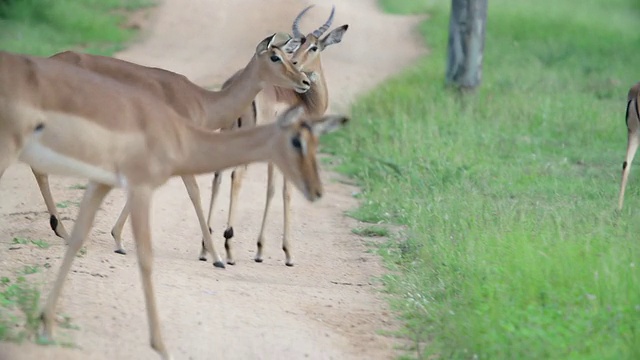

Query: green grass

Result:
[324,0,640,358]
[11,237,28,245]
[10,237,50,249]
[352,226,390,238]
[0,276,41,342]
[55,200,79,209]
[68,184,87,190]
[0,0,154,56]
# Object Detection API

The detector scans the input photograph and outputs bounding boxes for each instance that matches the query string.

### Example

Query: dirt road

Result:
[0,1,425,359]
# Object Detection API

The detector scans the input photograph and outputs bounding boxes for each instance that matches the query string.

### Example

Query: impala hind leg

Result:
[129,187,172,359]
[111,200,130,254]
[182,175,224,268]
[619,129,640,210]
[40,182,111,342]
[224,165,247,265]
[282,180,294,266]
[31,169,70,240]
[255,163,275,263]
[619,99,640,211]
[201,171,222,261]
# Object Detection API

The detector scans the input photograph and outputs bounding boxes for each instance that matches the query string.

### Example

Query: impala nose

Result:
[302,79,310,86]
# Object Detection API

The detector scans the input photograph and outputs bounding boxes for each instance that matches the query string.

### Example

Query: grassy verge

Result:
[325,0,640,358]
[0,0,153,55]
[0,0,152,343]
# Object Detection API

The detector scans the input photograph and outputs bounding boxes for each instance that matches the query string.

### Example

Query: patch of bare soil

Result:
[0,0,425,359]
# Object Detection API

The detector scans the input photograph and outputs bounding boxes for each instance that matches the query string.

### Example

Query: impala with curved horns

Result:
[202,4,349,266]
[29,33,308,268]
[0,49,348,359]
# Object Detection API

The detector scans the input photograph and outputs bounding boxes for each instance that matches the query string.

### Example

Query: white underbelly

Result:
[18,137,125,188]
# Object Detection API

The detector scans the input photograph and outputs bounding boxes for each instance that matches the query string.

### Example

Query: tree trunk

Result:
[446,0,488,91]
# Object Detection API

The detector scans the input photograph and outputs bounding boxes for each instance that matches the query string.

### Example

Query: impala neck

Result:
[301,60,329,116]
[201,55,264,128]
[274,59,328,117]
[174,122,279,176]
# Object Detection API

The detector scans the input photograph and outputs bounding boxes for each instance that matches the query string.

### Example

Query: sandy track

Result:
[0,1,425,359]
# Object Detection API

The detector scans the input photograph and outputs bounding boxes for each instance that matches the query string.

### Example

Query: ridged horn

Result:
[312,5,335,38]
[292,5,315,38]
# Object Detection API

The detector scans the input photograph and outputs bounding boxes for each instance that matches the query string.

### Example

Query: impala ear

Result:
[271,32,293,47]
[281,37,303,54]
[256,34,273,55]
[320,24,348,50]
[256,33,279,54]
[277,105,306,128]
[311,114,349,136]
[257,32,295,55]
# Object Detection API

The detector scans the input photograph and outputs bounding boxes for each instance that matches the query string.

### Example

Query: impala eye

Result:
[309,46,318,52]
[291,137,302,150]
[270,55,281,62]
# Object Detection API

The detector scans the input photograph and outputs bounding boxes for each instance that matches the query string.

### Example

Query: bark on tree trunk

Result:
[446,0,488,91]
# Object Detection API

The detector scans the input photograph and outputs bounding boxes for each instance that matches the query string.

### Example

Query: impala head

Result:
[272,105,349,202]
[255,33,311,93]
[289,5,349,70]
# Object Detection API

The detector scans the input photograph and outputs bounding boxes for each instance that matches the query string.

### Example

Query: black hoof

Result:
[114,249,126,255]
[285,262,294,267]
[213,261,226,269]
[49,215,61,237]
[226,260,236,266]
[199,256,207,262]
[223,227,234,240]
[254,258,263,263]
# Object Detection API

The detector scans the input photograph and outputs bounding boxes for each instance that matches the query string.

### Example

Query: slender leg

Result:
[282,179,294,266]
[224,165,247,265]
[128,187,172,360]
[619,128,640,210]
[0,141,15,181]
[111,200,131,254]
[201,171,222,260]
[181,175,224,268]
[255,163,275,263]
[31,169,70,240]
[40,182,111,341]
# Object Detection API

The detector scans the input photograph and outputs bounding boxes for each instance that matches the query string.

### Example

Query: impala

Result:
[0,49,348,359]
[30,33,306,268]
[202,5,349,266]
[618,81,640,210]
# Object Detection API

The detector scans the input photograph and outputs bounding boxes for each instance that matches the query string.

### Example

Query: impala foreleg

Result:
[128,187,172,360]
[31,169,70,240]
[255,163,275,263]
[40,182,111,342]
[0,137,17,184]
[223,165,247,265]
[201,171,222,260]
[181,175,224,268]
[282,179,293,266]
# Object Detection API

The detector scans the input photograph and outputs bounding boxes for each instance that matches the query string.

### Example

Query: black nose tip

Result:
[302,79,310,86]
